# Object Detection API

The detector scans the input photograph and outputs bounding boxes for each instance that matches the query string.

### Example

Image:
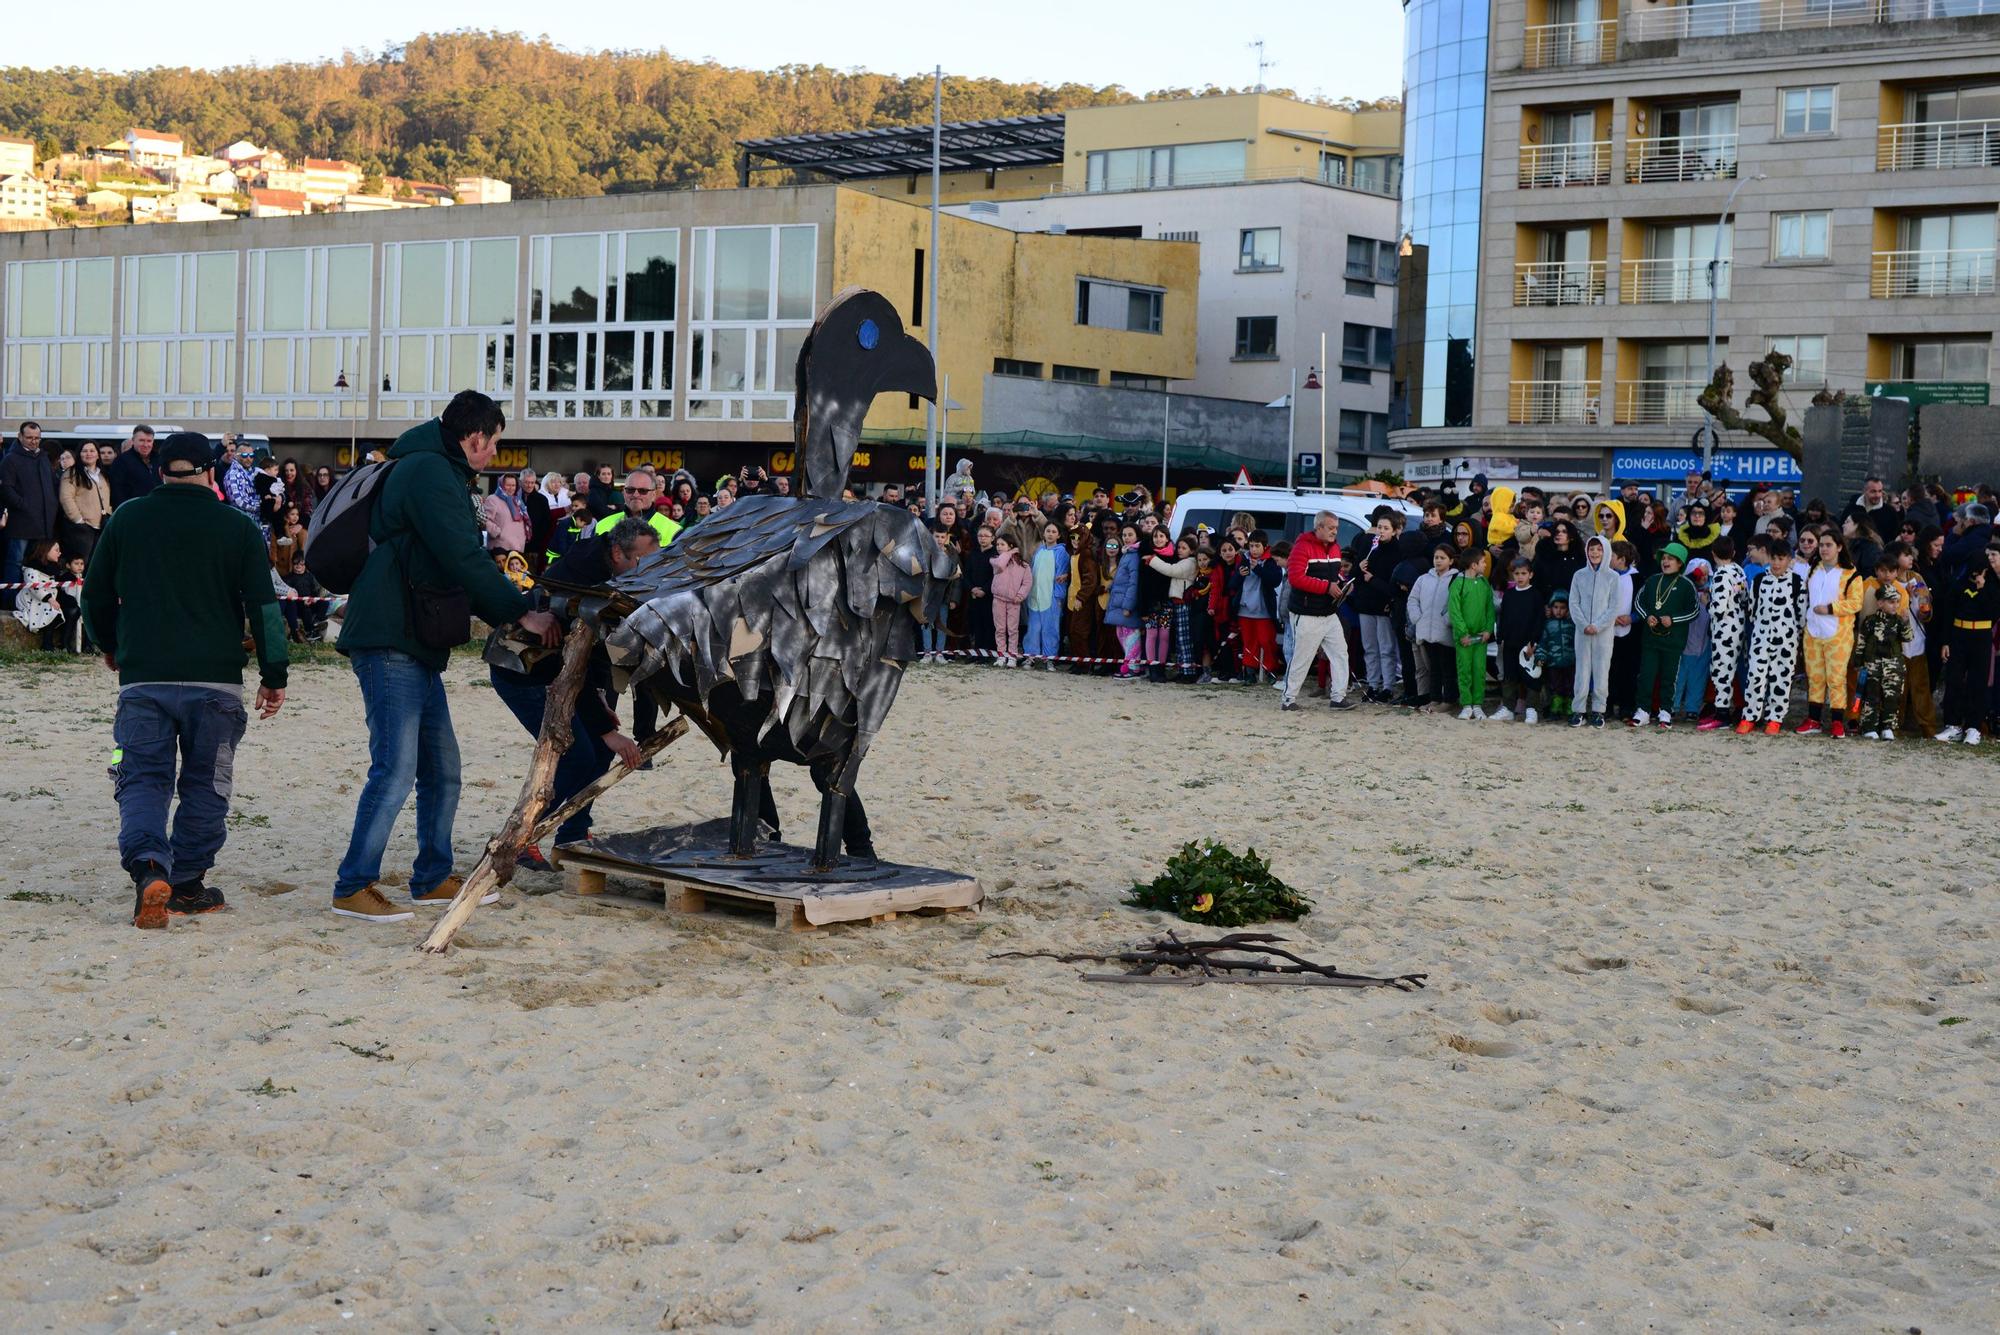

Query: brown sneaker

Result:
[411,875,498,908]
[330,884,414,923]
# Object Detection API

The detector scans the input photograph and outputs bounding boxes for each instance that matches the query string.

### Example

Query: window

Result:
[1238,228,1280,271]
[523,231,680,421]
[1345,278,1377,298]
[1110,371,1166,391]
[1352,155,1402,195]
[119,251,238,419]
[993,357,1042,378]
[1233,316,1278,359]
[1342,322,1393,369]
[683,225,815,422]
[378,238,518,421]
[911,248,925,328]
[1768,335,1827,386]
[1084,140,1246,192]
[1342,366,1373,385]
[1051,364,1099,384]
[1346,236,1398,283]
[1339,411,1390,453]
[1893,337,1989,382]
[244,244,371,419]
[1075,278,1163,333]
[1779,86,1835,138]
[3,257,113,419]
[1773,211,1831,261]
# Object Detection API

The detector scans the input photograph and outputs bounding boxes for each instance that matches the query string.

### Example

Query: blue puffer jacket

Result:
[1103,546,1142,628]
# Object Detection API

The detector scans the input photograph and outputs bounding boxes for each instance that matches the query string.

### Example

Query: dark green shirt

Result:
[81,481,288,690]
[335,419,533,672]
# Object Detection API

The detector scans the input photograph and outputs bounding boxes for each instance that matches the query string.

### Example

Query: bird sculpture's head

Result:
[793,288,936,501]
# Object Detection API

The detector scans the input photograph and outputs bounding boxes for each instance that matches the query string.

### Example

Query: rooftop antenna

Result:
[1249,39,1274,93]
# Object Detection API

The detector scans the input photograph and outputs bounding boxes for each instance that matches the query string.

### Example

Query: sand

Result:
[1,652,1997,1331]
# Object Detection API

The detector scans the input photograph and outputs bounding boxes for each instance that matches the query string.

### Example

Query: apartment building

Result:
[0,135,34,180]
[0,184,1195,489]
[0,174,47,222]
[1392,0,2000,490]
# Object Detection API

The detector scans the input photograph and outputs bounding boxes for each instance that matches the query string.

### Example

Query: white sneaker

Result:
[1880,729,1895,741]
[1658,712,1673,727]
[1468,707,1487,721]
[1456,706,1474,720]
[1968,729,1983,746]
[1862,730,1880,740]
[1489,706,1515,723]
[1937,726,1964,743]
[1632,710,1651,727]
[1524,707,1539,724]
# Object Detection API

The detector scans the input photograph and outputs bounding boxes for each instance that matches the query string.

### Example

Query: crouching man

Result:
[82,432,288,928]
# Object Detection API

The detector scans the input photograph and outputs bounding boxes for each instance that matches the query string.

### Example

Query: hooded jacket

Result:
[335,419,534,671]
[1536,609,1577,668]
[990,548,1032,607]
[1104,545,1142,628]
[1408,565,1457,645]
[1569,536,1623,637]
[1486,487,1519,547]
[1448,566,1497,640]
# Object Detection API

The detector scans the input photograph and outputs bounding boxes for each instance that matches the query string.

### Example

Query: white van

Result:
[1169,485,1421,550]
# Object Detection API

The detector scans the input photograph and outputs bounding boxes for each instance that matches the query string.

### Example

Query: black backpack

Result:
[304,459,399,594]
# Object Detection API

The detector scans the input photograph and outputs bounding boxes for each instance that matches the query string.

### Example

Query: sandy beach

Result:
[2,651,1997,1331]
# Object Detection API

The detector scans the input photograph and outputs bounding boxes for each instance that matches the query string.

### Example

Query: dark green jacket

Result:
[335,420,532,671]
[1637,572,1699,643]
[81,481,288,690]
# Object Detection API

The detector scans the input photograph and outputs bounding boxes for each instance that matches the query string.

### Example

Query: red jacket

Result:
[1287,530,1343,594]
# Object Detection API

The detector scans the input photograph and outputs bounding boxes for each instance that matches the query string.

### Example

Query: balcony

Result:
[1622,257,1730,303]
[1509,380,1602,425]
[1616,380,1707,424]
[1878,119,2000,170]
[1626,133,1739,184]
[1630,0,2000,41]
[1518,141,1612,188]
[1870,248,1999,296]
[1515,261,1608,305]
[1523,18,1618,68]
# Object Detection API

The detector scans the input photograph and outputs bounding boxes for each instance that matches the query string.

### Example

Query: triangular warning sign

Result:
[1234,467,1253,486]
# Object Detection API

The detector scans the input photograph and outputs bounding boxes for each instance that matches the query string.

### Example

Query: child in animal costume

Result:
[1630,541,1699,727]
[1532,590,1576,720]
[1799,528,1865,736]
[1568,532,1621,728]
[1856,556,1914,739]
[1737,543,1809,734]
[1606,539,1641,719]
[1671,558,1713,722]
[1697,538,1750,730]
[1890,541,1937,737]
[1447,546,1496,719]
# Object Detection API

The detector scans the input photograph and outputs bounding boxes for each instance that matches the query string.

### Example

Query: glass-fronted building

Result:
[1399,0,1489,429]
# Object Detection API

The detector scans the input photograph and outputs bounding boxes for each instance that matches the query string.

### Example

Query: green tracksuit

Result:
[1634,571,1698,713]
[1447,573,1496,707]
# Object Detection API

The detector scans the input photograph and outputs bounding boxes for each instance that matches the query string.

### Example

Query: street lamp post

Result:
[1703,170,1766,473]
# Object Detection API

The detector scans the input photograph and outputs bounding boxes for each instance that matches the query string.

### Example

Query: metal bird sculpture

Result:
[571,288,953,872]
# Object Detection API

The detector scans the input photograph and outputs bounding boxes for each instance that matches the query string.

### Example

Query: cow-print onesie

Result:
[1742,567,1808,725]
[1706,560,1750,711]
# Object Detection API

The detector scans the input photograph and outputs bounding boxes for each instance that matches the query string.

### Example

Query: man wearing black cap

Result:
[81,433,288,929]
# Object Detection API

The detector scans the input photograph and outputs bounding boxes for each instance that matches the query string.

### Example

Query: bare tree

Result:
[1694,350,1842,465]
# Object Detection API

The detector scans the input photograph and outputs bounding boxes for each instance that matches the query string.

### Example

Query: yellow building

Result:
[1060,93,1402,195]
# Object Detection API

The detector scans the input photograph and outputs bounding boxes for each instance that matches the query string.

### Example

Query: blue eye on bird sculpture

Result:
[857,319,879,350]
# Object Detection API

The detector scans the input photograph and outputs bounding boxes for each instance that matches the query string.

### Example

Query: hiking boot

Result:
[331,885,415,923]
[412,875,498,908]
[132,868,171,930]
[167,882,227,916]
[515,844,552,872]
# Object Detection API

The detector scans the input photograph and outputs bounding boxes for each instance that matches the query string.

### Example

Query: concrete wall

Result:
[1917,402,2000,486]
[981,374,1288,470]
[1059,94,1401,192]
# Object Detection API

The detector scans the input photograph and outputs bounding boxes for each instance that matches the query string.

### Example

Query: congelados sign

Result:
[1611,448,1802,482]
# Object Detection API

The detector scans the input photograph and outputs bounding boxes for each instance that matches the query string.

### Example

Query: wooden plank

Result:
[571,867,607,896]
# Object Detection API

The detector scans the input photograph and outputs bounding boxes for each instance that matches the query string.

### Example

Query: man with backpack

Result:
[328,391,559,924]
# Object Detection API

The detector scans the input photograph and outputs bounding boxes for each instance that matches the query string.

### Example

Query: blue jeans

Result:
[334,650,460,898]
[488,665,612,846]
[113,684,248,886]
[3,536,30,611]
[920,622,945,656]
[1673,648,1711,716]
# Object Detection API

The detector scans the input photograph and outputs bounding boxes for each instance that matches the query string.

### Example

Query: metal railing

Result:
[1514,260,1608,305]
[1523,18,1619,68]
[1870,248,1999,296]
[1509,379,1602,425]
[1622,256,1730,302]
[1626,132,1738,183]
[1056,163,1399,198]
[1616,379,1708,424]
[1631,0,2000,40]
[1878,118,2000,170]
[1518,141,1612,188]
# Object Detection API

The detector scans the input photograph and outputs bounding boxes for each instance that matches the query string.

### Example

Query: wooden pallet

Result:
[550,843,980,932]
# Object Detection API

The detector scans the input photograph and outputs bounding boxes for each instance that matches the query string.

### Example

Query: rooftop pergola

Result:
[737,115,1066,185]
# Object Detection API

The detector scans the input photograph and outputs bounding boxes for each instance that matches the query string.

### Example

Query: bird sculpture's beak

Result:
[878,332,937,405]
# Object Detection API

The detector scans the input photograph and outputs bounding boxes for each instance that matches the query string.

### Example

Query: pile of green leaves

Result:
[1124,840,1312,927]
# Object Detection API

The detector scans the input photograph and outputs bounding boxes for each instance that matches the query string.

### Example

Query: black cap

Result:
[159,432,215,477]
